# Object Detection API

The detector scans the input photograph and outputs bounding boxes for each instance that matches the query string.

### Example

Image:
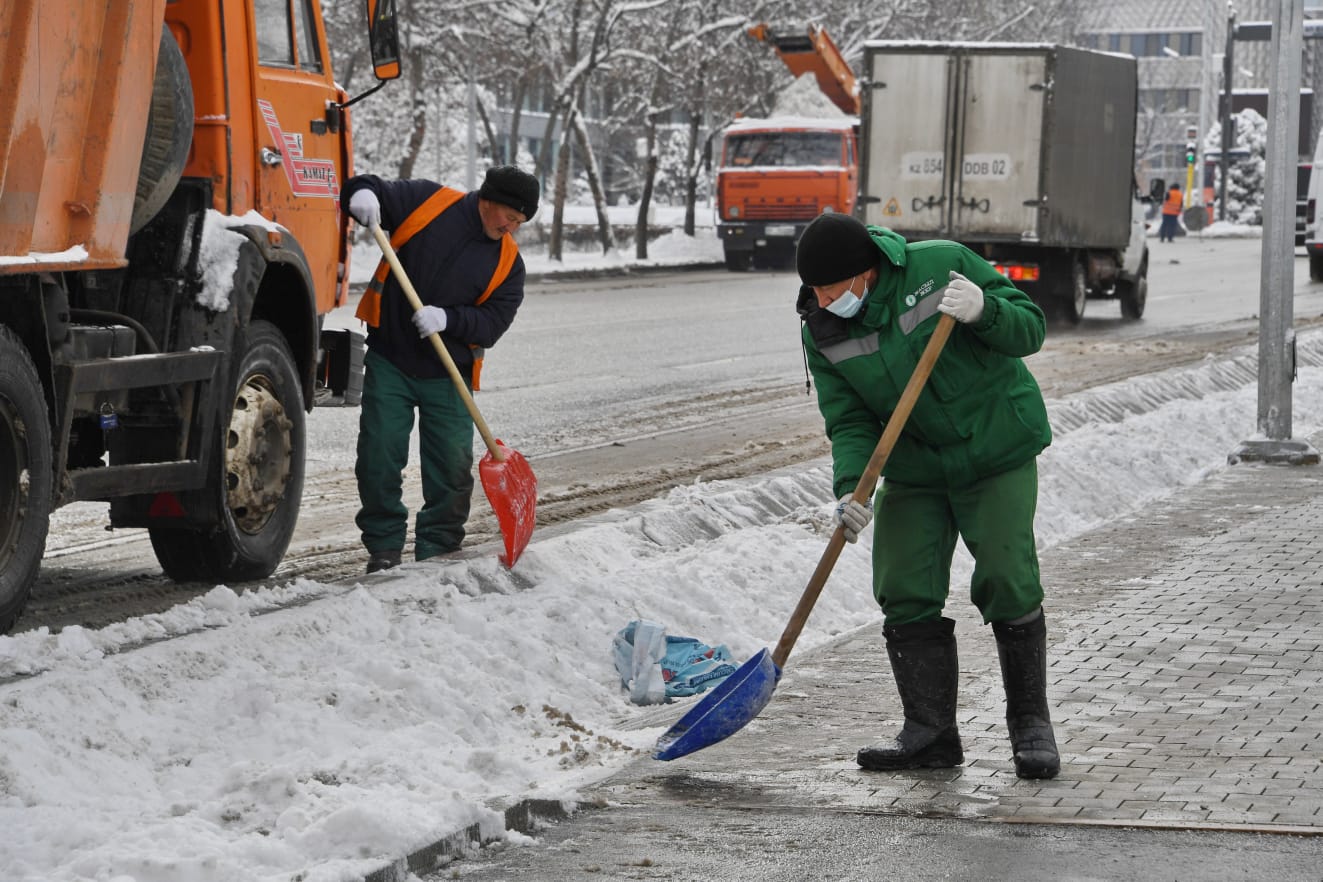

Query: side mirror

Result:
[366,0,401,81]
[1149,179,1166,202]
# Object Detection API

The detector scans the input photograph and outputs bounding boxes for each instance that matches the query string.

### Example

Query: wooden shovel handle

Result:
[370,223,505,460]
[772,312,956,668]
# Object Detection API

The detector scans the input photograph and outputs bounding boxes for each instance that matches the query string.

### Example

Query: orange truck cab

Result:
[715,117,858,271]
[721,24,860,271]
[0,0,400,632]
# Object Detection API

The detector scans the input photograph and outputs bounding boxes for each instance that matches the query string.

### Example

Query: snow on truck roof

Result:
[723,116,857,132]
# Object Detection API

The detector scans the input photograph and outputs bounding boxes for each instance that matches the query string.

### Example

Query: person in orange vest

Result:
[1158,183,1183,242]
[344,166,539,574]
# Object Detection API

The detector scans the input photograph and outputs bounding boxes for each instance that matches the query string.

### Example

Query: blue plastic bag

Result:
[613,620,739,705]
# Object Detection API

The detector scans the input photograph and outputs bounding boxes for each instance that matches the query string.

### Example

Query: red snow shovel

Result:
[371,224,537,567]
[655,313,956,760]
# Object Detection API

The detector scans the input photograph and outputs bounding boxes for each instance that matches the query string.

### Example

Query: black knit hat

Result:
[479,165,540,218]
[796,213,878,286]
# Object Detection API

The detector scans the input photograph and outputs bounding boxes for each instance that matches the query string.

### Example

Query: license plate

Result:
[764,224,795,237]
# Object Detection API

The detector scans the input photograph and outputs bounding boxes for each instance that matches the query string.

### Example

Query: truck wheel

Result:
[0,328,52,633]
[130,28,194,234]
[724,249,752,272]
[1060,258,1087,325]
[149,321,305,583]
[1311,251,1323,283]
[1118,253,1148,320]
[1118,274,1147,319]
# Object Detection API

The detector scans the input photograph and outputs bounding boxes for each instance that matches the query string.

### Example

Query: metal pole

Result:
[1231,0,1320,465]
[1220,8,1235,221]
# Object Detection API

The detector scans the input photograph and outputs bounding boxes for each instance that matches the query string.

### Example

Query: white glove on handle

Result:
[938,270,985,324]
[834,494,874,543]
[411,305,448,338]
[348,188,381,228]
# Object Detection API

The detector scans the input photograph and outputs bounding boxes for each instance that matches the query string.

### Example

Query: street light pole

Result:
[1230,0,1321,465]
[1220,5,1235,221]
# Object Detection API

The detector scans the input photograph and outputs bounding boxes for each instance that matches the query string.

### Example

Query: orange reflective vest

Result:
[1162,188,1183,216]
[355,186,518,390]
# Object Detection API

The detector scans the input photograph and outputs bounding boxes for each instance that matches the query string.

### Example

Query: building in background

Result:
[1078,0,1323,206]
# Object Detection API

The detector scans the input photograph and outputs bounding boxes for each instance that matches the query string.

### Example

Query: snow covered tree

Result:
[1205,108,1268,226]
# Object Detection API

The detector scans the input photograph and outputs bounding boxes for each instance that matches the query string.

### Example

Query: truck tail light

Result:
[994,262,1040,282]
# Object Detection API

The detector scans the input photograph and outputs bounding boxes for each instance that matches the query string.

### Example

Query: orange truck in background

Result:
[715,24,860,271]
[0,1,400,632]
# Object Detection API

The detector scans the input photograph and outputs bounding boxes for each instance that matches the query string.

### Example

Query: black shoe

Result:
[366,550,401,574]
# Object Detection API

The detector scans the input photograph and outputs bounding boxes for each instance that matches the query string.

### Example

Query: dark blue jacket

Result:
[345,175,526,380]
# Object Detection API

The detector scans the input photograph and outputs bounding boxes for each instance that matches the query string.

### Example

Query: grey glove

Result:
[938,270,985,324]
[834,494,874,543]
[411,305,447,338]
[348,188,381,228]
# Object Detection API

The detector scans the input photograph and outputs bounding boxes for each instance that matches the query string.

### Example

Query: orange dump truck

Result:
[0,1,399,631]
[717,24,860,271]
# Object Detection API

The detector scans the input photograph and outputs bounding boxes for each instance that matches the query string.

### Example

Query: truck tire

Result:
[1060,258,1087,325]
[130,28,194,235]
[1118,253,1148,320]
[0,327,52,633]
[1310,251,1323,283]
[724,248,752,272]
[149,321,305,583]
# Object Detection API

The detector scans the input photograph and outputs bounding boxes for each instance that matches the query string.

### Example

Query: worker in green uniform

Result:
[795,212,1060,780]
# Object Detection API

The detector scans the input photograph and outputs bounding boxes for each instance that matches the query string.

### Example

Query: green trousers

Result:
[871,458,1043,626]
[355,349,474,560]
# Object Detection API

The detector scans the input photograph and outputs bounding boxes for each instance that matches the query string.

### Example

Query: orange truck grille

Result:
[741,203,821,220]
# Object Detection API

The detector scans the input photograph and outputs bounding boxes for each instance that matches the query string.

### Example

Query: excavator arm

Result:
[747,23,860,117]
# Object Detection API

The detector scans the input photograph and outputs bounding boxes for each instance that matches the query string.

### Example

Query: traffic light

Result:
[1185,142,1197,165]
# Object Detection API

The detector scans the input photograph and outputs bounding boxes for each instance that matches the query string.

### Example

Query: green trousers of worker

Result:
[355,349,474,561]
[871,458,1042,626]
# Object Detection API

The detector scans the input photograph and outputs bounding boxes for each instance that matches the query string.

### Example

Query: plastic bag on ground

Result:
[612,620,739,705]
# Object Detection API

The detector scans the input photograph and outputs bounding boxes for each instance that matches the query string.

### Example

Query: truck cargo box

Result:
[859,42,1137,250]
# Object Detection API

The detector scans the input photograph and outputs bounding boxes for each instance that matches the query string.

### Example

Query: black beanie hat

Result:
[796,212,878,286]
[479,165,540,218]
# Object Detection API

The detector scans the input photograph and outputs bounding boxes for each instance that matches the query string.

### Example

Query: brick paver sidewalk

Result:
[610,430,1323,834]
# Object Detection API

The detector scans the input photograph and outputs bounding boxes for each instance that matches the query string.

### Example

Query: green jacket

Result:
[800,226,1051,496]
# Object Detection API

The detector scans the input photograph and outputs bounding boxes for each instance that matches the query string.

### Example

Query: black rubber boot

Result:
[857,617,964,771]
[365,549,401,574]
[993,608,1061,780]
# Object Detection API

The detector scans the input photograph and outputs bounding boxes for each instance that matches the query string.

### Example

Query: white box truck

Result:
[857,42,1151,323]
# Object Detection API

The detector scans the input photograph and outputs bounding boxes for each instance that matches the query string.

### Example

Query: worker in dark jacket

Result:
[343,165,539,573]
[795,212,1060,780]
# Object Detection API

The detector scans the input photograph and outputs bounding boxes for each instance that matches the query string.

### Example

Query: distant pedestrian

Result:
[794,212,1060,780]
[1159,183,1183,242]
[344,165,539,574]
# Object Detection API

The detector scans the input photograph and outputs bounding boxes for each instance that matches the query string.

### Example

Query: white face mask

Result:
[825,275,866,318]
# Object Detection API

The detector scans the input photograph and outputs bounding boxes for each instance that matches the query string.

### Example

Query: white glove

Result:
[834,494,873,543]
[348,188,381,227]
[411,305,448,338]
[938,270,985,324]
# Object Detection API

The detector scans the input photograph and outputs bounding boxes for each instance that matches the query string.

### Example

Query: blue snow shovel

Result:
[654,313,956,761]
